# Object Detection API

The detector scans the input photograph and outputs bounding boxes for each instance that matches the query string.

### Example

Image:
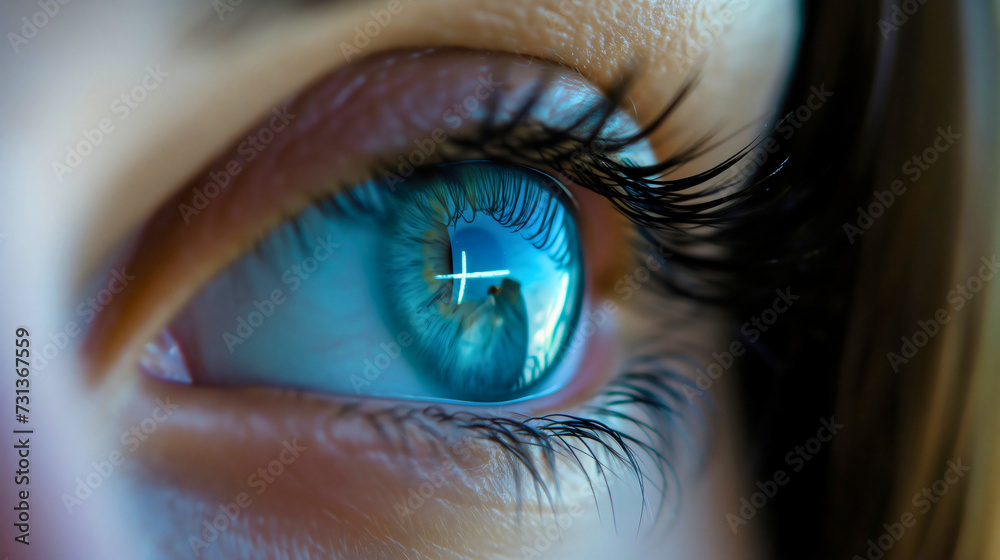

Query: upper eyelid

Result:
[68,0,694,294]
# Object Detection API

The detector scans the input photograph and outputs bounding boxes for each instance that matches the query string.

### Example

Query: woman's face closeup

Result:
[2,0,800,558]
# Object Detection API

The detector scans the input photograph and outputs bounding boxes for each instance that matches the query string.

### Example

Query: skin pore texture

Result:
[1,0,799,558]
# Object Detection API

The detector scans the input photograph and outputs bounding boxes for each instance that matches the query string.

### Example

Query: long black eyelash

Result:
[451,69,757,224]
[382,66,794,301]
[368,358,705,531]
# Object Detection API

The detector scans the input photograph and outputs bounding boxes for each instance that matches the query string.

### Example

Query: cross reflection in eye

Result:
[140,161,584,404]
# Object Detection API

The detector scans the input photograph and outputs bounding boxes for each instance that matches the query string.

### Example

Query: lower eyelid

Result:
[119,374,623,558]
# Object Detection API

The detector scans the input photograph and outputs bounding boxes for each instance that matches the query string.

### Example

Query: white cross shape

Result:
[435,250,510,304]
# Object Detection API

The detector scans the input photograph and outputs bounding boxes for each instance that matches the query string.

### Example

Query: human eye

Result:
[149,159,586,403]
[85,47,708,553]
[65,2,800,558]
[98,50,663,410]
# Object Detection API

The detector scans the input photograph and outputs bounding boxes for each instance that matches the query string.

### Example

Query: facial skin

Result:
[1,1,798,558]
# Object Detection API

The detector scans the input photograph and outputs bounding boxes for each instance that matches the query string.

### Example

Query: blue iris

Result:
[382,163,583,401]
[159,162,584,404]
